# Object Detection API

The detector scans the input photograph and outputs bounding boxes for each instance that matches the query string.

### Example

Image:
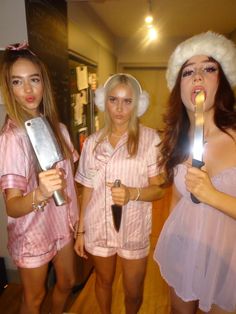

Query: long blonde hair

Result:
[96,74,140,157]
[0,44,72,161]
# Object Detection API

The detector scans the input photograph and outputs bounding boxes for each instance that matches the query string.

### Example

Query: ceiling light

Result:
[145,15,153,24]
[145,0,153,23]
[148,26,158,40]
[144,0,158,42]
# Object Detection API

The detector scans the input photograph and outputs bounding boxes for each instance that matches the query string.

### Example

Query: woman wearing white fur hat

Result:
[154,31,236,313]
[74,73,164,313]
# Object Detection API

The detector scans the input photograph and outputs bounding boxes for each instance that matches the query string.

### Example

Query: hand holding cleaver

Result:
[25,116,66,206]
[191,90,205,204]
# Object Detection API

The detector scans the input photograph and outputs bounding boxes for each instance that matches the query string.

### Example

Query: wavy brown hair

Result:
[159,57,236,187]
[0,45,72,161]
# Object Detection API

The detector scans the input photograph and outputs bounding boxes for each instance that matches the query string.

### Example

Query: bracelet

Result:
[32,190,47,212]
[134,188,140,201]
[76,231,85,237]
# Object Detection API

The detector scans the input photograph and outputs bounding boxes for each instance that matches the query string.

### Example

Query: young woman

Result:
[0,43,79,314]
[154,31,236,314]
[74,73,164,314]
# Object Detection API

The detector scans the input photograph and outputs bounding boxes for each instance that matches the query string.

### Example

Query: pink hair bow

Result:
[6,41,29,51]
[6,41,36,56]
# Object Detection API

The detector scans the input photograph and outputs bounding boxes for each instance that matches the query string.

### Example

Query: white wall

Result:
[0,99,19,280]
[0,0,28,47]
[67,2,117,84]
[0,0,28,280]
[116,36,180,66]
[0,100,19,281]
[0,103,13,265]
[67,1,117,126]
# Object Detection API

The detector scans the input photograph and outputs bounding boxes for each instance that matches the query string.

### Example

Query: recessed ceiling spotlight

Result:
[148,26,158,40]
[145,15,153,24]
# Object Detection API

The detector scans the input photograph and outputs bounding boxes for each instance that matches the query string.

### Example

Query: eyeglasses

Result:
[182,63,219,79]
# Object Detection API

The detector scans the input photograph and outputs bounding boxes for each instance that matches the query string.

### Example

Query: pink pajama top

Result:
[75,125,160,253]
[154,164,236,312]
[0,118,79,268]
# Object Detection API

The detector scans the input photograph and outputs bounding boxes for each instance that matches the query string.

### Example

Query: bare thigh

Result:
[170,287,198,314]
[91,254,117,285]
[206,305,236,314]
[120,256,148,297]
[52,240,76,289]
[19,263,49,299]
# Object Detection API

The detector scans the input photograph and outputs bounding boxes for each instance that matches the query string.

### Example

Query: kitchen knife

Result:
[25,116,66,206]
[191,91,205,204]
[111,179,122,232]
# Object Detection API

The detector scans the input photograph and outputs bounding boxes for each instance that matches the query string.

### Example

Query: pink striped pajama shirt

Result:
[0,118,79,268]
[75,124,160,259]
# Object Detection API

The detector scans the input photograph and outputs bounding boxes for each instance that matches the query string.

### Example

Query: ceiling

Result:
[80,0,236,40]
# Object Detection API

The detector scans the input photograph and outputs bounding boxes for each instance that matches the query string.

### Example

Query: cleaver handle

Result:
[53,190,66,206]
[191,159,205,204]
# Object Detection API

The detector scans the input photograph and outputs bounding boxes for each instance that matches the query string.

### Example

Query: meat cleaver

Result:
[191,90,205,204]
[25,116,66,206]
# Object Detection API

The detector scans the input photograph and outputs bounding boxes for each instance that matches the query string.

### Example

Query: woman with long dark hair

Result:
[154,31,236,314]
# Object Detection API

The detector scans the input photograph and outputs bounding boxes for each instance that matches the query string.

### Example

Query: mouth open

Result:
[191,88,206,105]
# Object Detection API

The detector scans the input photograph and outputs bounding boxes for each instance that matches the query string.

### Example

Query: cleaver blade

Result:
[25,116,66,206]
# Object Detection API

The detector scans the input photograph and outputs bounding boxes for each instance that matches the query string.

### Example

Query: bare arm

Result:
[76,185,93,233]
[209,191,236,219]
[5,168,64,218]
[169,184,181,213]
[74,185,93,258]
[107,173,165,206]
[129,174,165,202]
[186,167,236,219]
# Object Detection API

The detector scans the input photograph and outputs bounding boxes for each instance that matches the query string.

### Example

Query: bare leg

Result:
[51,240,76,314]
[18,263,49,314]
[120,256,147,314]
[207,304,236,314]
[91,254,117,314]
[170,287,198,314]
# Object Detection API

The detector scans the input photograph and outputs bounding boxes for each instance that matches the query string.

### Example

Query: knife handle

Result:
[53,190,66,206]
[190,159,205,204]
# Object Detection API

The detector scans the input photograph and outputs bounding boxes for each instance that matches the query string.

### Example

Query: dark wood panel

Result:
[25,0,71,129]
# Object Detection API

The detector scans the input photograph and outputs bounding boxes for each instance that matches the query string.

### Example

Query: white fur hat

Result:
[94,73,149,117]
[166,31,236,90]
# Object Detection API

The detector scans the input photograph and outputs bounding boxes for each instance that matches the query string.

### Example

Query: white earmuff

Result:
[94,73,149,117]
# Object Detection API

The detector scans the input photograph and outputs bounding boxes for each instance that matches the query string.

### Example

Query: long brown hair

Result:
[0,44,72,161]
[159,58,236,187]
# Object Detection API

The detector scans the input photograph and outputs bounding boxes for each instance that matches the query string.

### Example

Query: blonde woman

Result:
[74,73,164,314]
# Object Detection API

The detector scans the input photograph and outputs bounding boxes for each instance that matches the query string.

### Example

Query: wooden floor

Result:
[0,189,171,314]
[69,237,170,314]
[0,283,78,314]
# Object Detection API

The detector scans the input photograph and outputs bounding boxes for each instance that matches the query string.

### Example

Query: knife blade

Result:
[191,90,205,204]
[111,179,122,232]
[25,116,66,206]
